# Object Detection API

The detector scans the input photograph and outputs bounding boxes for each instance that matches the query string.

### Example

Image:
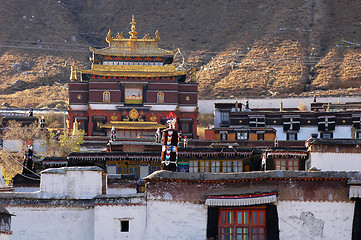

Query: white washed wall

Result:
[14,187,39,193]
[33,140,46,156]
[94,205,146,240]
[272,126,319,140]
[40,168,103,199]
[145,201,207,240]
[298,126,319,140]
[334,126,352,138]
[277,201,354,240]
[3,140,22,152]
[8,206,94,240]
[273,126,285,140]
[107,188,137,195]
[199,96,361,114]
[214,110,221,128]
[0,234,9,240]
[310,152,361,171]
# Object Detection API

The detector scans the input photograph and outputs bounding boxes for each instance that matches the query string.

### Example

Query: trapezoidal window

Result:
[157,92,164,103]
[125,88,143,104]
[219,207,266,240]
[103,91,111,102]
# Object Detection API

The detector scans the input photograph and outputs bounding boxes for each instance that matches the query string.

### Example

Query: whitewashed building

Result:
[0,167,361,239]
[212,101,361,141]
[306,138,361,171]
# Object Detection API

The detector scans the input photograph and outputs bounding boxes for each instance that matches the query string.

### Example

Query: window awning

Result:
[206,192,277,206]
[349,185,361,198]
[93,116,107,121]
[74,117,88,121]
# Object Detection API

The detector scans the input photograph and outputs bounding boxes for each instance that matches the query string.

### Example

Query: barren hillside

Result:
[0,0,360,107]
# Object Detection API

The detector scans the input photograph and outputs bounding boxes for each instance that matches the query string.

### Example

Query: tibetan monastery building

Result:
[68,16,198,138]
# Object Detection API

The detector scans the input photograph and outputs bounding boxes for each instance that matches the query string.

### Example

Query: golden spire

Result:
[129,15,138,39]
[70,63,77,81]
[106,29,112,43]
[155,30,160,42]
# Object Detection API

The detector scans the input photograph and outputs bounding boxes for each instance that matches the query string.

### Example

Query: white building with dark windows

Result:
[1,167,361,239]
[211,101,361,142]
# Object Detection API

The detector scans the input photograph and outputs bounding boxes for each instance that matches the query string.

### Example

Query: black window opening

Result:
[257,133,265,141]
[120,220,129,232]
[220,132,228,140]
[356,131,361,139]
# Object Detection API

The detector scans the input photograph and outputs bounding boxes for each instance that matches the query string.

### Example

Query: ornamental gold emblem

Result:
[111,114,118,121]
[150,114,157,122]
[129,108,139,120]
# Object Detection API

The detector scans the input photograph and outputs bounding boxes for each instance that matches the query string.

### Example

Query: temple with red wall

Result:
[68,16,198,138]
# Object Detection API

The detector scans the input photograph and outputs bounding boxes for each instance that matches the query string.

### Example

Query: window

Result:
[120,220,129,232]
[275,159,299,170]
[222,161,232,173]
[151,166,161,173]
[103,91,110,102]
[124,87,143,104]
[192,160,242,173]
[320,132,333,139]
[211,161,221,173]
[249,116,266,127]
[200,160,210,172]
[233,160,243,172]
[283,116,301,131]
[318,116,336,131]
[220,131,228,140]
[286,132,298,141]
[221,112,230,123]
[236,132,248,140]
[189,160,198,173]
[257,133,264,141]
[157,92,164,103]
[356,131,361,139]
[107,165,117,174]
[182,122,190,133]
[128,165,139,178]
[219,207,266,240]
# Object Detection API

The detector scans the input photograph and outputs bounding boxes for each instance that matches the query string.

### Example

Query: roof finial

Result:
[155,30,160,42]
[129,15,138,39]
[70,63,77,81]
[106,29,112,43]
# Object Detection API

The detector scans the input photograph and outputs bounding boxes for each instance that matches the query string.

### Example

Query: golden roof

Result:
[81,64,187,77]
[100,121,166,130]
[90,15,176,57]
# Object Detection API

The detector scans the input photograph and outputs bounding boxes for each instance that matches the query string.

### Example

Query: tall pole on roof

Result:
[129,15,138,39]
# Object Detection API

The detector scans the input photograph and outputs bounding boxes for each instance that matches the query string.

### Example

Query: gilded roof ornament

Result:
[106,29,112,43]
[143,33,151,40]
[70,63,77,81]
[129,15,138,39]
[155,30,160,42]
[116,32,124,39]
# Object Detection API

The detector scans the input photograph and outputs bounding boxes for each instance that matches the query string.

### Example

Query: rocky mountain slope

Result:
[0,0,360,107]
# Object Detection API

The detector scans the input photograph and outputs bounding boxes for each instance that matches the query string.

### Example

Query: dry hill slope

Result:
[0,0,360,107]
